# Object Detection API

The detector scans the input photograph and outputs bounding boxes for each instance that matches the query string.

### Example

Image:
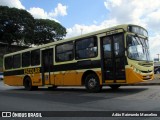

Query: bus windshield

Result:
[128,25,148,37]
[127,35,152,61]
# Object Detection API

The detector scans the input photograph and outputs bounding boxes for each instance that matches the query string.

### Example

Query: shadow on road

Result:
[0,86,148,104]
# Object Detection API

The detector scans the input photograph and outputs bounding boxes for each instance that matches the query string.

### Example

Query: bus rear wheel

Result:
[24,77,35,91]
[85,74,102,93]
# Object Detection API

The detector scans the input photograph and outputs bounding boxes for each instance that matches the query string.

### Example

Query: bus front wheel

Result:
[24,77,34,91]
[85,74,102,93]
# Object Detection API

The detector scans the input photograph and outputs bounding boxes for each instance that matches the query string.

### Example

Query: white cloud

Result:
[104,0,122,10]
[0,0,67,21]
[28,7,59,22]
[1,0,160,58]
[103,0,160,29]
[0,0,25,9]
[145,9,160,32]
[66,0,160,58]
[66,24,100,38]
[28,7,48,19]
[28,3,67,21]
[149,34,160,58]
[103,0,160,58]
[49,3,67,17]
[66,18,118,38]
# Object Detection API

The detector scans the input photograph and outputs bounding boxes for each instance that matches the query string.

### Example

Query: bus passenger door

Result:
[101,33,126,83]
[42,48,53,85]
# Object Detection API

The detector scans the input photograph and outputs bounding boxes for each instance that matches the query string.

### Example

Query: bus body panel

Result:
[31,73,42,86]
[125,68,154,84]
[63,70,77,85]
[4,75,23,86]
[3,24,154,91]
[50,73,55,85]
[54,73,63,85]
[53,70,102,86]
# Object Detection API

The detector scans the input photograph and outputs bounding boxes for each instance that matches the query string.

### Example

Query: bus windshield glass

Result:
[128,26,148,37]
[127,35,152,61]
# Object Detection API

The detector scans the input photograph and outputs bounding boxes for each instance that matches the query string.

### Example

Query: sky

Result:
[0,0,160,59]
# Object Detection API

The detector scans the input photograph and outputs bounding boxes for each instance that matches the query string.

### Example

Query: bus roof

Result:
[4,24,144,57]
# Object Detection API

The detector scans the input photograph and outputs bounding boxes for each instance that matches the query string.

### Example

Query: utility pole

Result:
[80,28,83,36]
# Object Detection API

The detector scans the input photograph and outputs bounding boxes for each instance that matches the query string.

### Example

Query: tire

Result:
[109,85,121,90]
[24,77,34,91]
[85,74,102,93]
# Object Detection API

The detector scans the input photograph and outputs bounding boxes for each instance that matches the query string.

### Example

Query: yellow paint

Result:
[105,80,125,84]
[54,71,81,86]
[125,68,153,84]
[4,68,154,87]
[105,80,114,83]
[63,70,77,85]
[24,68,40,74]
[31,73,42,86]
[3,70,117,86]
[96,71,103,85]
[50,71,102,86]
[115,80,125,83]
[4,76,23,86]
[54,73,63,85]
[75,72,83,85]
[50,74,55,85]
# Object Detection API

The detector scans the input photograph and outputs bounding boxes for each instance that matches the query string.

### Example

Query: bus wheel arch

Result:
[82,71,102,92]
[23,76,37,91]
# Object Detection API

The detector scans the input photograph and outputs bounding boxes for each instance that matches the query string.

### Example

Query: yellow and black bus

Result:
[3,24,154,92]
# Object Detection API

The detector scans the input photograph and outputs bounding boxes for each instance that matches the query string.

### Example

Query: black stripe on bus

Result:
[4,60,101,76]
[3,67,43,76]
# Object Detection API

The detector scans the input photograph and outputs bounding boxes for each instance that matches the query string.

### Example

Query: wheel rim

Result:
[88,78,97,88]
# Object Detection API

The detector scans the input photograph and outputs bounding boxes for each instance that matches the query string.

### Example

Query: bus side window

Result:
[22,52,31,67]
[13,54,21,68]
[56,42,74,62]
[5,56,13,70]
[102,37,111,58]
[31,49,40,66]
[75,37,97,59]
[113,34,124,56]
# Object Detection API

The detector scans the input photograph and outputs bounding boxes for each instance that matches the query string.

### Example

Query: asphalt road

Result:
[0,80,160,120]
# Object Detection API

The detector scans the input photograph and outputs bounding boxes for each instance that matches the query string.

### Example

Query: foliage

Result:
[0,6,34,46]
[34,19,67,45]
[0,6,67,46]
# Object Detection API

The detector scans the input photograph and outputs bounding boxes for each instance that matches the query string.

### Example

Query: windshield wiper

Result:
[134,35,151,61]
[134,34,145,47]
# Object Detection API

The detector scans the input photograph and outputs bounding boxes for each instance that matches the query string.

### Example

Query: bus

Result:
[3,24,154,92]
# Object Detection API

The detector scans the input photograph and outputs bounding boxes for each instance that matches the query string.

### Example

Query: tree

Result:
[0,6,34,47]
[34,19,66,45]
[0,6,67,47]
